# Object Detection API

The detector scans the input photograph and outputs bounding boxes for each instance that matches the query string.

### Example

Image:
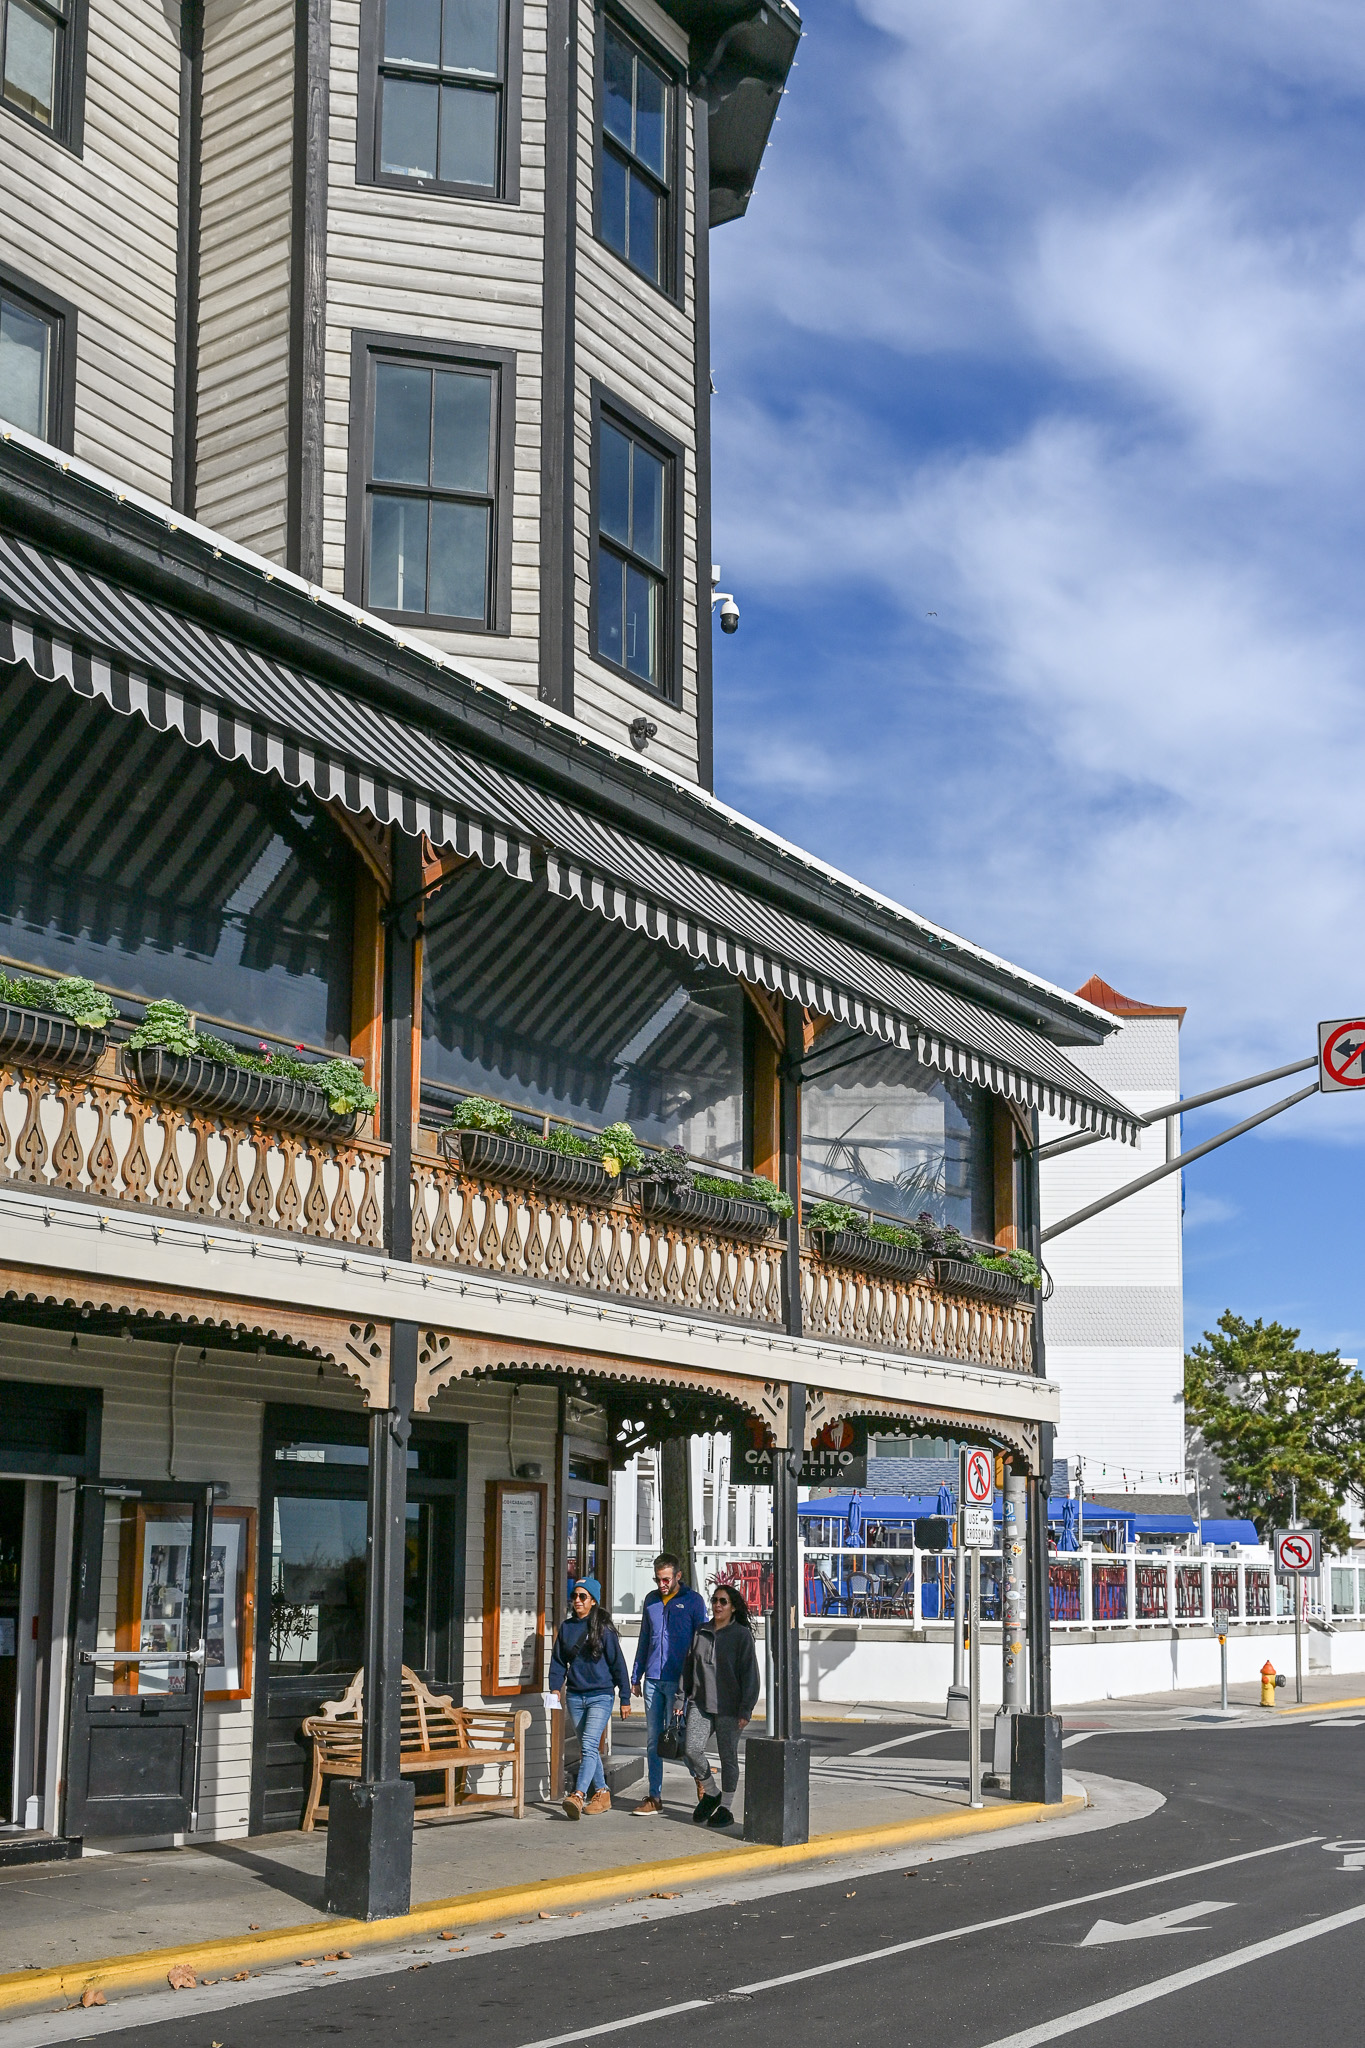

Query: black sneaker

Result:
[692,1792,722,1825]
[705,1805,734,1829]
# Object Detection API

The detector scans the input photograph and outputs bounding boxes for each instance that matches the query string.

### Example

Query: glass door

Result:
[64,1483,213,1839]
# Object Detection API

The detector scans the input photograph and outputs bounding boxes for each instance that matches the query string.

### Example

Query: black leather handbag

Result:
[656,1705,688,1759]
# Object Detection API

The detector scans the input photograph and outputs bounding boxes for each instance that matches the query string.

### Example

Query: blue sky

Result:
[706,0,1365,1359]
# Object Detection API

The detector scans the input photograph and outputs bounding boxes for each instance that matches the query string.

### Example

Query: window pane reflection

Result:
[373,362,431,483]
[3,0,56,125]
[371,494,429,612]
[270,1498,430,1674]
[624,560,657,682]
[380,75,439,177]
[439,81,497,187]
[801,1045,995,1239]
[384,0,440,65]
[0,296,50,436]
[429,498,489,618]
[443,0,498,75]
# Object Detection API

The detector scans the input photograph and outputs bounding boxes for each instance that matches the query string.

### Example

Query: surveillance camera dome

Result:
[720,598,740,634]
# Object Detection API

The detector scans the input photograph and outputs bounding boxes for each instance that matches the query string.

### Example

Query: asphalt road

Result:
[22,1710,1365,2048]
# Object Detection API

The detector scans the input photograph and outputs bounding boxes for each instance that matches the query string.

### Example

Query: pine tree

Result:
[1184,1313,1365,1553]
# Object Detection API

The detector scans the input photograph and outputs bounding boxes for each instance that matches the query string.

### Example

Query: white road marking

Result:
[1062,1733,1098,1748]
[971,1900,1365,2048]
[1079,1899,1233,1945]
[729,1834,1320,1994]
[510,2000,711,2048]
[850,1729,952,1757]
[1311,1717,1365,1727]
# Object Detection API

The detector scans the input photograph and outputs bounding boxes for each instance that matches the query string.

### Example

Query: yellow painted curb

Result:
[0,1792,1085,2016]
[1275,1694,1365,1716]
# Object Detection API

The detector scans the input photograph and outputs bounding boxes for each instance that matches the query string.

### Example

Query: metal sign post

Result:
[968,1543,982,1808]
[1274,1528,1321,1707]
[959,1447,994,1805]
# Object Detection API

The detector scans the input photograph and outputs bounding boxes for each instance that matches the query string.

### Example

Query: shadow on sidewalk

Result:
[196,1841,330,1915]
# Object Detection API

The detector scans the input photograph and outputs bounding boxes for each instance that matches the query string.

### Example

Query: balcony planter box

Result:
[636,1178,781,1241]
[123,1046,358,1139]
[0,1003,106,1077]
[933,1256,1035,1306]
[439,1126,616,1200]
[808,1228,930,1282]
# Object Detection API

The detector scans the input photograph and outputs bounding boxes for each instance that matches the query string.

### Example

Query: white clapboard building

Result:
[1039,977,1187,1497]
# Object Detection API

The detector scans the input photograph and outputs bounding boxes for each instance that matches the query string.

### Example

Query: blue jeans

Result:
[566,1690,614,1798]
[643,1677,678,1799]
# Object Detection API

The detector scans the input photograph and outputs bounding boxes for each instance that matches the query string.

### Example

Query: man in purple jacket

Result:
[630,1552,708,1815]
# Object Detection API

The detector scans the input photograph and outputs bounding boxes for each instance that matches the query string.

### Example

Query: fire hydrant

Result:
[1261,1661,1277,1707]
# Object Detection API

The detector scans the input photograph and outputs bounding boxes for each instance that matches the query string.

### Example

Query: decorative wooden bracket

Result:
[802,1383,1038,1465]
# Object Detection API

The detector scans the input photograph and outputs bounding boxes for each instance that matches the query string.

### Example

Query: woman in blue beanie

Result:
[548,1578,631,1817]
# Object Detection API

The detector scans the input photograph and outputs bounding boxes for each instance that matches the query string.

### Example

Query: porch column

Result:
[745,1379,810,1844]
[1012,1113,1061,1801]
[324,1320,418,1919]
[382,831,423,1260]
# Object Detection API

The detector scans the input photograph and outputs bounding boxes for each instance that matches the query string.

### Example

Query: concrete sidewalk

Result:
[0,1751,1045,1987]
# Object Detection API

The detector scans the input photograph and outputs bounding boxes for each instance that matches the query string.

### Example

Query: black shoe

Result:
[692,1792,722,1825]
[705,1805,734,1829]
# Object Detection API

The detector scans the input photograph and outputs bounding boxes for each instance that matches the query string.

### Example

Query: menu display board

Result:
[121,1504,254,1701]
[482,1481,547,1697]
[205,1508,255,1702]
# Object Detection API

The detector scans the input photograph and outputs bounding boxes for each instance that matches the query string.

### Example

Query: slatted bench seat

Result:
[301,1665,531,1830]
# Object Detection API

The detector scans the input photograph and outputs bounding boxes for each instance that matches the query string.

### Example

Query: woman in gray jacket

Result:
[680,1584,760,1829]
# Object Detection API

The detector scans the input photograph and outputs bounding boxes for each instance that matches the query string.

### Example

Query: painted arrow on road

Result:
[1080,1901,1235,1946]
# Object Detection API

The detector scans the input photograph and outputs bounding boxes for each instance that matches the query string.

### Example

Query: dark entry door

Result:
[64,1482,213,1839]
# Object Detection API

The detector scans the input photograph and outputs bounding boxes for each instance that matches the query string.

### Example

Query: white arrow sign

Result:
[1080,1901,1234,1946]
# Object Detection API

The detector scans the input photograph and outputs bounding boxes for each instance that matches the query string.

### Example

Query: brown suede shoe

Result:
[632,1795,662,1816]
[584,1789,612,1815]
[562,1791,585,1820]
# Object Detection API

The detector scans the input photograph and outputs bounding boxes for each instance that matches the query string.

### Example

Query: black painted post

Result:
[744,1000,811,1844]
[382,832,422,1262]
[325,1321,419,1918]
[1012,1111,1061,1799]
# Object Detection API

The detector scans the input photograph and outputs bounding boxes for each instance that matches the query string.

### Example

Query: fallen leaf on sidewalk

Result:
[323,1951,351,1961]
[79,1990,105,2008]
[845,1892,856,1898]
[490,1932,506,1940]
[233,1971,250,1981]
[295,1958,319,1967]
[438,1931,461,1941]
[649,1892,680,1900]
[568,1911,582,1918]
[167,1966,196,1991]
[538,1912,559,1920]
[248,1923,260,1930]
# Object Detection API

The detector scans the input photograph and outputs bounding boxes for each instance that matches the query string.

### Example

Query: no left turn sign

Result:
[964,1448,994,1504]
[1274,1529,1321,1575]
[1319,1018,1365,1092]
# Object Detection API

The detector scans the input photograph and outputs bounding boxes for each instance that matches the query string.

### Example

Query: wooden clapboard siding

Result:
[0,0,180,494]
[321,1,548,695]
[194,0,296,561]
[567,0,700,781]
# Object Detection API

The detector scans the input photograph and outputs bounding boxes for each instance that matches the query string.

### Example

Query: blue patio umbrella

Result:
[1058,1497,1081,1551]
[936,1483,955,1519]
[844,1491,865,1548]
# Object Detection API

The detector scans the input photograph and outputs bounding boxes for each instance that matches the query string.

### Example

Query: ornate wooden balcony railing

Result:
[801,1249,1034,1374]
[410,1150,786,1325]
[0,1056,386,1247]
[2,1051,1033,1375]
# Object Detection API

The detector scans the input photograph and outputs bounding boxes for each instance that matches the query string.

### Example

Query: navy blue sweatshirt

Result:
[548,1616,631,1703]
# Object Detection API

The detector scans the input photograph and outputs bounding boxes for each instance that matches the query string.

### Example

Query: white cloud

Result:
[708,1,1365,1117]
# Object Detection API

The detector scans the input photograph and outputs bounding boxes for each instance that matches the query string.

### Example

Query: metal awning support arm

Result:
[1035,1055,1318,1163]
[1040,1080,1321,1243]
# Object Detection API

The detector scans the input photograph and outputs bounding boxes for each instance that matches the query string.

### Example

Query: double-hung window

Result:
[353,341,510,630]
[369,0,507,196]
[594,402,673,695]
[599,18,672,290]
[1,0,80,144]
[0,268,72,445]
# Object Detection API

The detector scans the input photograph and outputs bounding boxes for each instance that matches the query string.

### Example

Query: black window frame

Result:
[593,7,684,301]
[589,381,683,704]
[345,329,517,635]
[356,0,522,205]
[0,0,85,151]
[0,259,76,449]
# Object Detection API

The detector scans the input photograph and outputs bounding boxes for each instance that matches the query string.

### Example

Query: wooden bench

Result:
[301,1666,531,1831]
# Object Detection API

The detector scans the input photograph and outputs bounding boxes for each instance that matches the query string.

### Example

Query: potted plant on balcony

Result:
[633,1147,791,1240]
[122,1001,376,1138]
[439,1098,635,1199]
[0,971,115,1075]
[913,1211,1041,1304]
[805,1201,931,1280]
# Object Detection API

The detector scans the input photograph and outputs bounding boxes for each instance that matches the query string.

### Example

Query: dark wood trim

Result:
[356,0,522,205]
[588,379,685,708]
[287,0,329,580]
[0,0,86,154]
[690,86,712,788]
[537,0,575,712]
[171,0,203,516]
[594,2,685,306]
[0,259,77,452]
[481,1478,548,1697]
[344,329,517,635]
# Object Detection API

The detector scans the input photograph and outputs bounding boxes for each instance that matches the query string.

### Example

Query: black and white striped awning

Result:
[0,532,1138,1142]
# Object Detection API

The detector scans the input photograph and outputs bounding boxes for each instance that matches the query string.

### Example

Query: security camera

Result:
[711,564,740,635]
